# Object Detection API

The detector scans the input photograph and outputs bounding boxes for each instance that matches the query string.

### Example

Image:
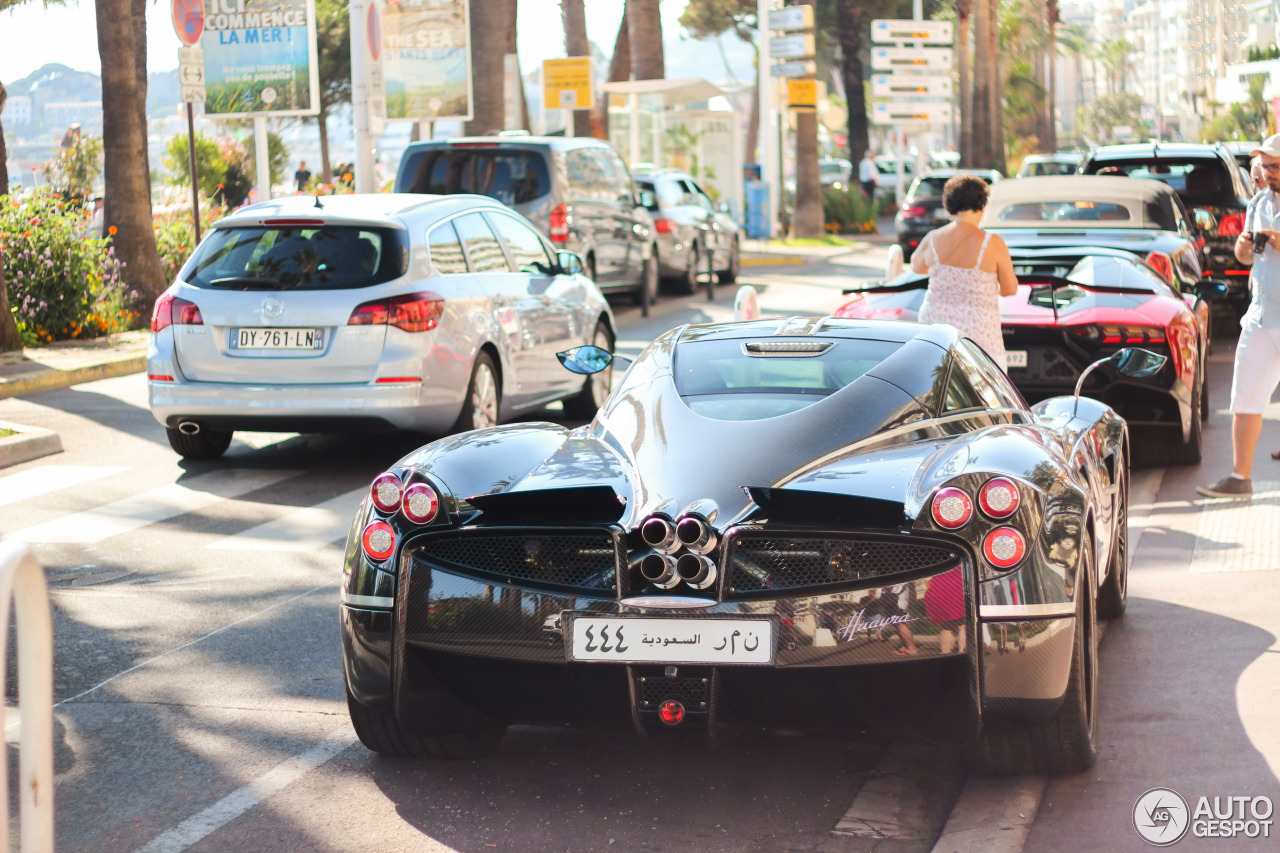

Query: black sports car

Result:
[340,319,1164,775]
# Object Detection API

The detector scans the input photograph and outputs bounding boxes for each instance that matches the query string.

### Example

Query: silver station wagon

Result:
[147,194,616,460]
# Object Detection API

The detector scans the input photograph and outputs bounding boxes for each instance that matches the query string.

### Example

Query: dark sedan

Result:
[339,317,1161,775]
[895,169,1003,260]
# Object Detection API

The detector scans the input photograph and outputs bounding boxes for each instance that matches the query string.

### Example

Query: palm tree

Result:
[1045,0,1059,151]
[600,6,631,137]
[1099,39,1131,97]
[464,0,507,134]
[562,0,592,137]
[1057,22,1092,137]
[957,0,973,167]
[972,0,992,167]
[96,0,166,304]
[627,0,664,80]
[0,78,17,350]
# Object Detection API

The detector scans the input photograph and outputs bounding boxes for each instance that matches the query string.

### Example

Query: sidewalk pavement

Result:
[0,330,150,468]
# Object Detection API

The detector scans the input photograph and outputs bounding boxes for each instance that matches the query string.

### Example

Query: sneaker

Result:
[1196,476,1252,498]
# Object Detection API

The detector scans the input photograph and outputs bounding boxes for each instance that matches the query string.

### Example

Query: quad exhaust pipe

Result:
[639,553,680,589]
[640,515,678,553]
[177,421,201,435]
[676,554,717,590]
[675,514,717,555]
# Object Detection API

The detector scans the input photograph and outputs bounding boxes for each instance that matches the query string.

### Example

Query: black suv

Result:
[1079,143,1252,312]
[395,136,660,314]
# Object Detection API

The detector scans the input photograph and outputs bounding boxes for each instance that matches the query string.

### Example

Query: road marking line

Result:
[1192,480,1280,573]
[0,465,127,507]
[929,775,1047,853]
[7,468,300,544]
[206,487,364,551]
[132,734,356,853]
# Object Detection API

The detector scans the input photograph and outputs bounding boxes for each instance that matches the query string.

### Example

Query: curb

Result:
[0,353,147,401]
[0,421,62,469]
[740,255,808,267]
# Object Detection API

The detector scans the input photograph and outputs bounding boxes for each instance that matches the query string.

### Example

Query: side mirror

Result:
[717,201,731,214]
[556,250,585,277]
[1192,208,1218,233]
[1074,347,1168,399]
[1194,277,1229,301]
[557,345,615,375]
[635,190,656,209]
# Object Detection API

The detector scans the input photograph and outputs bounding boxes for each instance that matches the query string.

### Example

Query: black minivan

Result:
[395,136,660,313]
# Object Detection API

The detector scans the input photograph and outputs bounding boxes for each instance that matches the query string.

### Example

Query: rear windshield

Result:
[909,174,992,199]
[1021,160,1078,177]
[1084,157,1231,195]
[401,147,550,205]
[997,201,1132,222]
[181,226,409,290]
[673,338,903,421]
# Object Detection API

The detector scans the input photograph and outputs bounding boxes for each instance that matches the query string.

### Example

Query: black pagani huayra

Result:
[339,317,1165,774]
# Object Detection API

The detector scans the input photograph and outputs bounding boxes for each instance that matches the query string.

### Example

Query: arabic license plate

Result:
[229,328,323,350]
[566,615,775,665]
[1006,350,1028,369]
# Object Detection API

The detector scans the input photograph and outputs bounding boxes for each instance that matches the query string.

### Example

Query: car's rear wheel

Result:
[704,243,717,301]
[634,248,658,316]
[347,690,506,759]
[165,425,233,460]
[1166,382,1204,466]
[1200,362,1210,421]
[563,321,614,419]
[969,533,1099,776]
[717,237,740,284]
[1097,466,1129,619]
[682,242,701,297]
[454,352,500,433]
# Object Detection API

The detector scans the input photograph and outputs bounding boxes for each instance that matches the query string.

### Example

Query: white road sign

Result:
[871,19,954,44]
[178,46,205,103]
[872,102,953,125]
[180,83,206,104]
[872,74,952,97]
[771,60,817,78]
[871,46,953,71]
[770,33,816,59]
[768,5,813,31]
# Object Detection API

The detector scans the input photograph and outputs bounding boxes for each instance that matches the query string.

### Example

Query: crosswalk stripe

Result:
[8,468,301,544]
[206,488,365,551]
[0,465,128,507]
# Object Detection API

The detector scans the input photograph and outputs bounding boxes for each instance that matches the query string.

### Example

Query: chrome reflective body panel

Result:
[341,319,1127,743]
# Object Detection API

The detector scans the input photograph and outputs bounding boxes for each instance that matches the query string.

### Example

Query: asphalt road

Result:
[3,247,1280,852]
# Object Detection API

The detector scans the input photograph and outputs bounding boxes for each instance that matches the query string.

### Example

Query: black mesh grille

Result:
[415,532,618,592]
[637,675,710,709]
[728,534,957,596]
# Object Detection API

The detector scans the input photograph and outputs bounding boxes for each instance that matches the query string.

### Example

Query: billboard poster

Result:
[383,0,473,121]
[201,0,321,117]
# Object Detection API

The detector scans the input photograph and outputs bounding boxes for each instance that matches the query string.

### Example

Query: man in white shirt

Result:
[859,152,879,202]
[1199,134,1280,497]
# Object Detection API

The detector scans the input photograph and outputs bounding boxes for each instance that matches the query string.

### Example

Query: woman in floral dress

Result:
[911,174,1019,371]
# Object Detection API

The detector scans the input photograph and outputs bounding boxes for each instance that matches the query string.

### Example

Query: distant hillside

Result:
[4,63,183,130]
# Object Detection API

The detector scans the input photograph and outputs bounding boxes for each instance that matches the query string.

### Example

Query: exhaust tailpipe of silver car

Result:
[639,553,680,589]
[675,515,717,555]
[177,421,201,435]
[676,553,717,590]
[640,515,679,553]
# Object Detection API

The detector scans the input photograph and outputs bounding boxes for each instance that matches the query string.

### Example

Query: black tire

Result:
[1200,362,1210,421]
[1097,465,1128,619]
[704,242,717,302]
[634,248,658,317]
[166,425,232,460]
[717,237,740,284]
[347,690,505,759]
[664,246,696,296]
[969,534,1099,776]
[562,320,614,419]
[585,255,597,284]
[454,351,501,433]
[681,243,701,297]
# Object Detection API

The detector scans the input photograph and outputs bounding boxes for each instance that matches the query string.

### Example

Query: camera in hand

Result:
[1253,231,1270,253]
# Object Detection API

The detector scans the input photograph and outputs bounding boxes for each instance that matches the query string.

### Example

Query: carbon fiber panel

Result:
[726,532,959,596]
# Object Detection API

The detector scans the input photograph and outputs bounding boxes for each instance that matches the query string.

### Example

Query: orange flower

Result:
[108,226,118,235]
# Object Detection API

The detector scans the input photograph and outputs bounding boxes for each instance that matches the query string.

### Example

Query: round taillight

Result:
[370,473,402,513]
[361,521,397,562]
[402,483,439,524]
[658,700,685,726]
[979,477,1020,519]
[931,487,973,529]
[983,527,1027,569]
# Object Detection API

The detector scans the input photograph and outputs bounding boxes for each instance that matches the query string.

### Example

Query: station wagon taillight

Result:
[1218,212,1245,237]
[151,292,204,332]
[549,203,569,242]
[348,292,445,332]
[653,218,674,234]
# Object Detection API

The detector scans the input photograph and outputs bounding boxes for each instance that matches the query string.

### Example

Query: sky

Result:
[0,0,721,86]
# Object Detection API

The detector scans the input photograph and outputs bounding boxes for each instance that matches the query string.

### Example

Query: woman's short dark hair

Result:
[942,174,990,214]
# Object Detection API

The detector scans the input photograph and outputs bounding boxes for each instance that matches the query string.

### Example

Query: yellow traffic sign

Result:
[787,78,818,111]
[543,57,594,110]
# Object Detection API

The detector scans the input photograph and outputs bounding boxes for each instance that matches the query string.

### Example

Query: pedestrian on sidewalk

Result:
[1198,134,1280,498]
[859,150,879,202]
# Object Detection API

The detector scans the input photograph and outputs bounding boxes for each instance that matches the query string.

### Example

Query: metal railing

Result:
[0,540,54,852]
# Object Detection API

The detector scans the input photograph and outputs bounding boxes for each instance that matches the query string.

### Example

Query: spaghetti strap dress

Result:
[917,231,1008,371]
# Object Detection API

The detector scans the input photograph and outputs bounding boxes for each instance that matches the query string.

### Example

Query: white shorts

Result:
[1230,325,1280,414]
